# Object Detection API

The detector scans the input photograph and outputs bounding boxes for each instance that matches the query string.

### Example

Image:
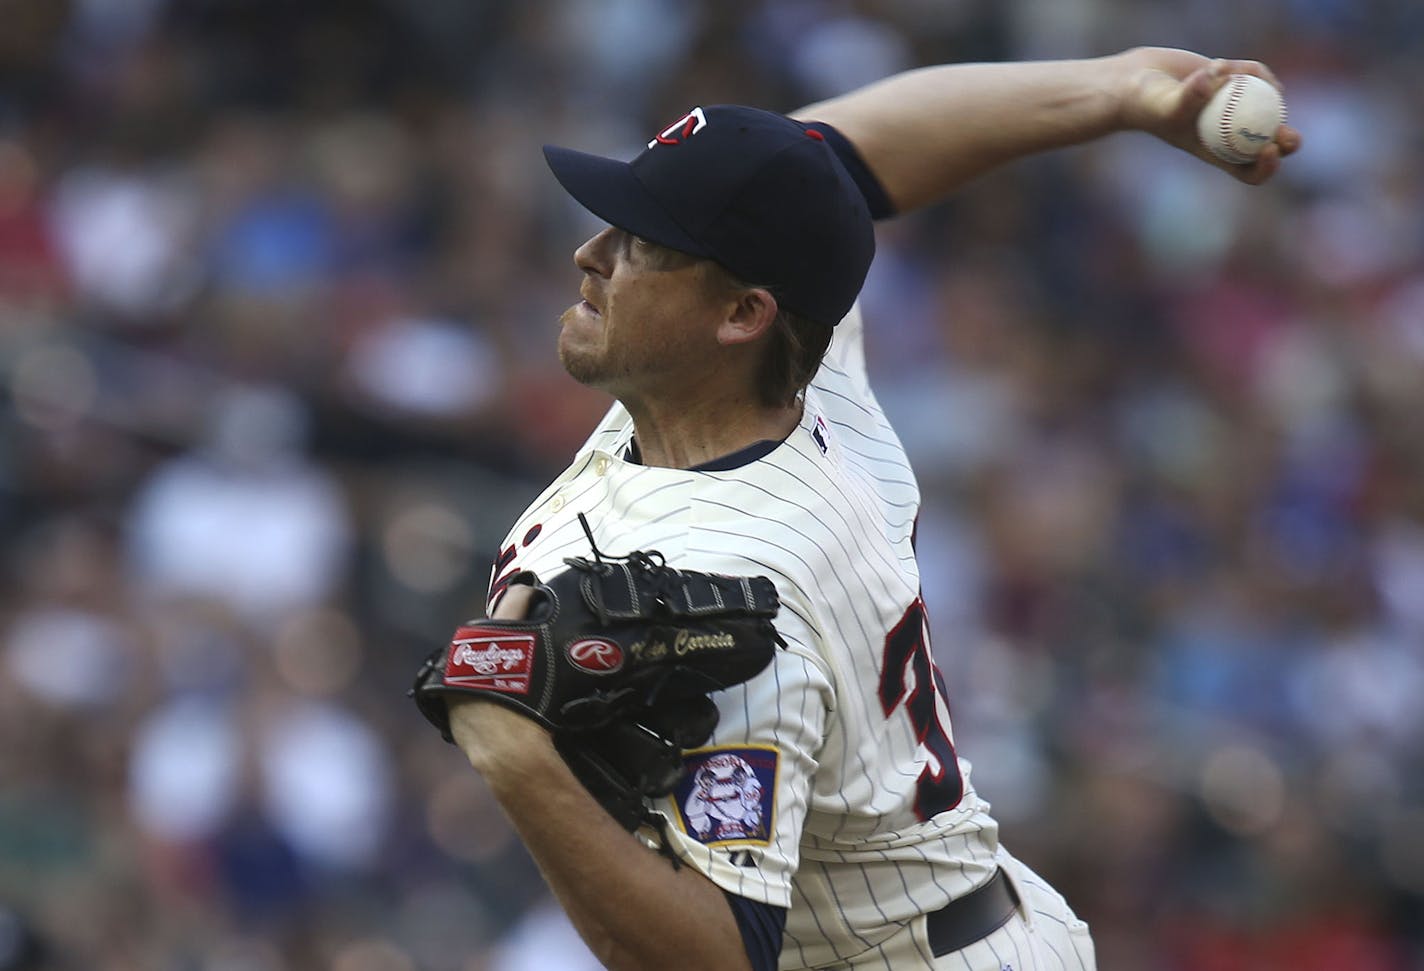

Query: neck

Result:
[623,391,801,469]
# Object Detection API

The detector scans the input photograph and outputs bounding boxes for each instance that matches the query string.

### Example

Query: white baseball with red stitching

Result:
[1196,73,1286,165]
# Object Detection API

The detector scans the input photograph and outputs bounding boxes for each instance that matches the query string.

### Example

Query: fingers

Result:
[1182,57,1284,106]
[1217,58,1282,91]
[492,583,536,619]
[1228,130,1305,184]
[1275,123,1303,157]
[1235,142,1281,185]
[1177,62,1221,115]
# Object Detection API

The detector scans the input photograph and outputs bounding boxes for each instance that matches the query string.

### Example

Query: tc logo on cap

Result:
[648,107,707,148]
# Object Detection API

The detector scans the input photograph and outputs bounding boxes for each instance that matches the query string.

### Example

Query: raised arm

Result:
[795,47,1302,214]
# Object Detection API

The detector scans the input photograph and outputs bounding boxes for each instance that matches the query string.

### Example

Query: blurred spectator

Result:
[48,162,201,322]
[125,385,352,622]
[1,1,1423,968]
[0,904,45,971]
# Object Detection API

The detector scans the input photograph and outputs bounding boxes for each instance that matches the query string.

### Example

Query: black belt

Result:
[926,868,1020,956]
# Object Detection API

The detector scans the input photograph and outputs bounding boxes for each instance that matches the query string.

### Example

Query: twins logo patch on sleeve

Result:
[670,746,779,846]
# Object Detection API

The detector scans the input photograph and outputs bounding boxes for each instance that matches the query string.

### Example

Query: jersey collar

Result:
[623,436,782,471]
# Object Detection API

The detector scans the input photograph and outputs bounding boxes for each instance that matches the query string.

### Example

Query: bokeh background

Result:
[1,1,1422,968]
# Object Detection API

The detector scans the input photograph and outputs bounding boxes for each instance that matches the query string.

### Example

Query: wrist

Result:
[1105,47,1155,134]
[1110,46,1218,135]
[449,698,557,780]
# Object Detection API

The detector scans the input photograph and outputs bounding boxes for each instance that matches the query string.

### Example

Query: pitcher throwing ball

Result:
[412,48,1299,971]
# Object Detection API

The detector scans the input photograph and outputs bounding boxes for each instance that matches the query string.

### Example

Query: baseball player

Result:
[441,48,1300,970]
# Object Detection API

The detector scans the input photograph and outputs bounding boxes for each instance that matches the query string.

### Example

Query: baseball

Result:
[1196,73,1286,165]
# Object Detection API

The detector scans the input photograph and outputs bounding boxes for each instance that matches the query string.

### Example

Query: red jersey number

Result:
[878,597,963,821]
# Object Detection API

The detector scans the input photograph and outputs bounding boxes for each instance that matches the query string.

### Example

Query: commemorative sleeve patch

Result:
[670,745,779,847]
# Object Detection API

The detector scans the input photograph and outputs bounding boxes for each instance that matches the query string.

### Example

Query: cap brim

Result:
[542,145,708,257]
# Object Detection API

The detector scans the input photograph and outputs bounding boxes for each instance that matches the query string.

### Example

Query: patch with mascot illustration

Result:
[669,745,778,847]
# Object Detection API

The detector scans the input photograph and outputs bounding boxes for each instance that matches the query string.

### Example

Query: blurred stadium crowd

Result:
[1,1,1422,968]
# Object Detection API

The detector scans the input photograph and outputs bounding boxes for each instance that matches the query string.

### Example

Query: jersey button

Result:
[551,495,566,512]
[594,457,610,476]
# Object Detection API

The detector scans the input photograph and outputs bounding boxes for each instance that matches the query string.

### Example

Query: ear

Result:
[715,287,778,346]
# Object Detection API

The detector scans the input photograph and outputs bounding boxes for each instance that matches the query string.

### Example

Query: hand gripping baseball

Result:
[1117,47,1301,185]
[411,516,785,839]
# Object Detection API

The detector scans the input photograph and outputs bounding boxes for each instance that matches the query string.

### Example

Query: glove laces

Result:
[577,512,680,614]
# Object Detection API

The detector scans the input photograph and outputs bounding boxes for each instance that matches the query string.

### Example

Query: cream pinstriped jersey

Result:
[490,305,1002,970]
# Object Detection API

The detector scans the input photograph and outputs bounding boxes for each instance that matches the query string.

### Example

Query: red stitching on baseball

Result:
[1219,76,1250,163]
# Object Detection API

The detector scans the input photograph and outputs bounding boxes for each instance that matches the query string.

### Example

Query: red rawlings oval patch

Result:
[567,638,624,675]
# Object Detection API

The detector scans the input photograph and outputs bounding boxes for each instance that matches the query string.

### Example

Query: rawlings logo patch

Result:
[670,746,778,847]
[567,638,623,674]
[445,628,535,694]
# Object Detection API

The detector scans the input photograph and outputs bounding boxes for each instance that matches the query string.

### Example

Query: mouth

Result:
[579,282,603,316]
[560,293,601,333]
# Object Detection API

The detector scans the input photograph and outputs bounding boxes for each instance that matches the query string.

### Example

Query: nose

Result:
[573,226,617,278]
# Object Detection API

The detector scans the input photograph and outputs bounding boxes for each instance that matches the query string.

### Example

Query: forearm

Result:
[796,55,1129,212]
[453,702,751,971]
[797,47,1296,211]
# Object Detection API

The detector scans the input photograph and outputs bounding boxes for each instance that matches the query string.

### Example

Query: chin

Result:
[557,307,625,391]
[557,337,604,389]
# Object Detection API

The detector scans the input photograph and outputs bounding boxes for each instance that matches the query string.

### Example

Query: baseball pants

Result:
[820,850,1097,971]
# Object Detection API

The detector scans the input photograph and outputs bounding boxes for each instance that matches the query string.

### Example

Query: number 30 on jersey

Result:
[878,597,963,821]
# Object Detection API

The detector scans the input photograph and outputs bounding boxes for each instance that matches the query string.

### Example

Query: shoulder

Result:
[685,431,906,591]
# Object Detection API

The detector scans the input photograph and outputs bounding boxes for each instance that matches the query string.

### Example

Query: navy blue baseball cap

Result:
[543,105,875,328]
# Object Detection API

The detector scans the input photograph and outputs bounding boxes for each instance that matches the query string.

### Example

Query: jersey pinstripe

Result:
[490,305,1002,969]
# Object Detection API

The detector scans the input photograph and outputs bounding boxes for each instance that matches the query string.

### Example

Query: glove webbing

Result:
[573,513,783,635]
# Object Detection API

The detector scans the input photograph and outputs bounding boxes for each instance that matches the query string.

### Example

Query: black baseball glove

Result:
[411,518,784,851]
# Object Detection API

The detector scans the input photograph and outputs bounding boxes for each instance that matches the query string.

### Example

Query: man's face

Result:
[558,227,728,400]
